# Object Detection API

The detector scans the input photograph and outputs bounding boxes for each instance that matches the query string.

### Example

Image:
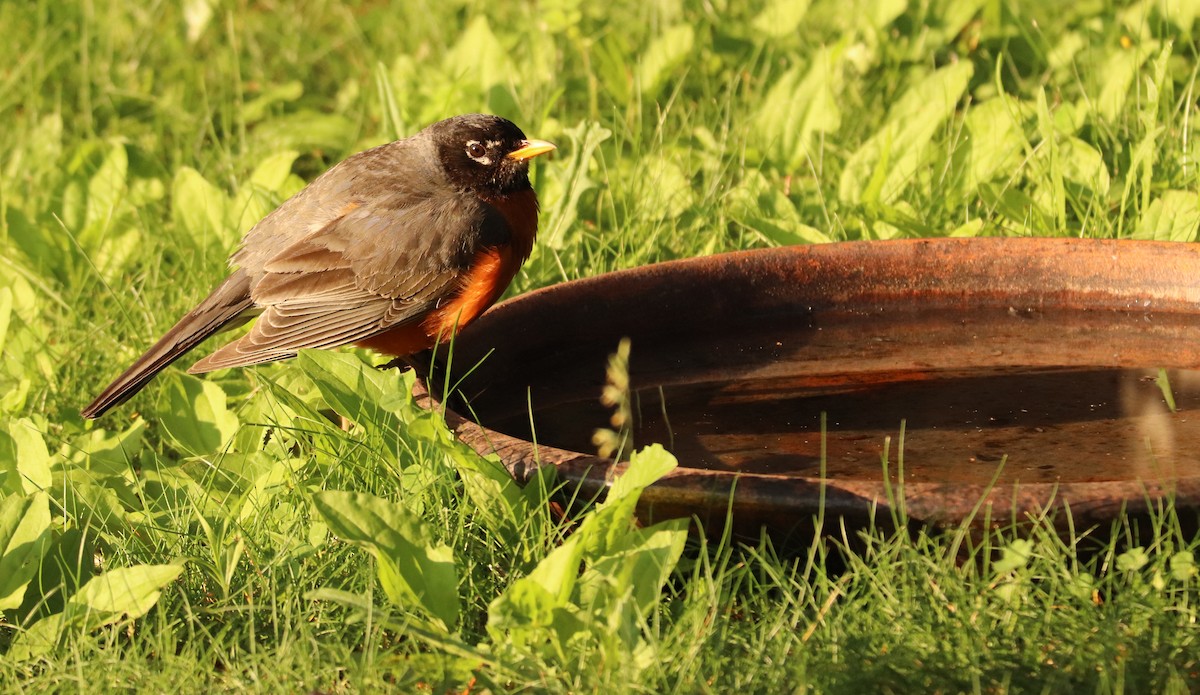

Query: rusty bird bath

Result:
[418,238,1200,542]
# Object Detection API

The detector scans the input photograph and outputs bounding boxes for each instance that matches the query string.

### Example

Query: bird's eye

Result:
[466,142,486,160]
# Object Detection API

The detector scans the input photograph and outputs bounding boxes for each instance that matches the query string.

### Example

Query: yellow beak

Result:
[507,139,557,161]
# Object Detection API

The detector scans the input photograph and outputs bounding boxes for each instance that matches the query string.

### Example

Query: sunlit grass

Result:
[3,0,1200,691]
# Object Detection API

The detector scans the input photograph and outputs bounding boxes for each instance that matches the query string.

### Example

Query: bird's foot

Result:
[376,356,413,372]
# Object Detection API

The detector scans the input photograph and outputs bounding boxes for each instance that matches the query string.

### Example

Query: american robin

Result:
[82,114,555,419]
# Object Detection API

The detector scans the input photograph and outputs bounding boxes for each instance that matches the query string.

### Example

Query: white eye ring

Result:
[466,141,487,161]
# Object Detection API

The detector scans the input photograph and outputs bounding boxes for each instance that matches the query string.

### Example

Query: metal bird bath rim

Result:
[414,238,1200,541]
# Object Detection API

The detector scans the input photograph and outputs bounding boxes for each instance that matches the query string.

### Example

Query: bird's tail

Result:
[81,272,255,419]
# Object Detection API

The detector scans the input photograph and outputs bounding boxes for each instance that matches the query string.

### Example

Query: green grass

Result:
[3,0,1200,691]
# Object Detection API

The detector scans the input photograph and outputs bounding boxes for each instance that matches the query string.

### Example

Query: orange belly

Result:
[355,246,515,357]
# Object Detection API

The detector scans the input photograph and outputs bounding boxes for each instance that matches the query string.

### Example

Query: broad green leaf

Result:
[140,467,209,520]
[993,538,1035,574]
[607,444,677,503]
[444,17,513,91]
[886,62,975,137]
[1054,136,1111,196]
[538,121,612,250]
[305,587,374,613]
[1169,550,1197,581]
[3,419,52,494]
[593,33,635,105]
[960,98,1030,193]
[948,219,985,237]
[579,518,687,618]
[864,0,907,29]
[487,534,586,646]
[868,201,929,239]
[249,150,300,191]
[0,379,31,415]
[488,577,558,633]
[752,45,844,171]
[78,142,138,278]
[978,183,1051,232]
[539,0,583,32]
[728,170,832,246]
[84,142,128,230]
[251,111,356,152]
[840,62,974,204]
[9,612,67,659]
[1034,89,1069,231]
[0,491,52,610]
[751,0,810,39]
[64,481,132,533]
[443,444,528,534]
[237,457,303,523]
[577,518,688,652]
[297,350,405,435]
[242,81,303,124]
[1116,546,1150,573]
[2,113,61,184]
[487,576,588,652]
[375,542,456,627]
[0,431,12,497]
[1152,39,1174,104]
[936,0,988,37]
[638,155,695,220]
[256,371,333,441]
[1066,572,1095,601]
[1159,0,1200,34]
[72,419,145,475]
[90,221,141,281]
[231,150,300,237]
[487,448,684,655]
[522,533,585,605]
[182,450,271,498]
[71,563,184,617]
[183,0,214,42]
[127,175,166,207]
[4,206,62,277]
[172,166,231,248]
[0,286,11,358]
[576,445,678,559]
[15,527,94,623]
[1046,32,1086,74]
[312,491,459,629]
[636,25,694,97]
[1134,190,1200,241]
[158,373,240,456]
[576,500,640,562]
[1094,44,1155,124]
[60,178,86,236]
[11,563,184,659]
[1125,126,1155,213]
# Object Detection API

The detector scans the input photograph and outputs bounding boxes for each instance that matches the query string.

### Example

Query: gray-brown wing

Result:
[188,194,488,373]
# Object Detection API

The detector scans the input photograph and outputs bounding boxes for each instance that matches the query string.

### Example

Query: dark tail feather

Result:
[81,272,254,419]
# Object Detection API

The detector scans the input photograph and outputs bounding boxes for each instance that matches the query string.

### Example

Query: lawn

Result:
[3,0,1200,691]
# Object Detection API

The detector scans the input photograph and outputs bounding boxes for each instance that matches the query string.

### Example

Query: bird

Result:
[82,114,555,419]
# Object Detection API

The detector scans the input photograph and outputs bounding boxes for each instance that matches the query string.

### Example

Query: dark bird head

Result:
[430,114,556,196]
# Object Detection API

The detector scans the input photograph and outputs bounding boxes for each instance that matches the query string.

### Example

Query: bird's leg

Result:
[376,355,415,372]
[376,349,438,378]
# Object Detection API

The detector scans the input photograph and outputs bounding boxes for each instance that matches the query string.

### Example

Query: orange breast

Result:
[355,188,538,358]
[421,245,515,341]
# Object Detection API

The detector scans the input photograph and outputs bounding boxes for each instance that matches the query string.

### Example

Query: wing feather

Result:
[189,194,489,373]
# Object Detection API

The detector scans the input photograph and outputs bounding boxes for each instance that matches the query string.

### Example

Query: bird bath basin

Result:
[419,238,1200,543]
